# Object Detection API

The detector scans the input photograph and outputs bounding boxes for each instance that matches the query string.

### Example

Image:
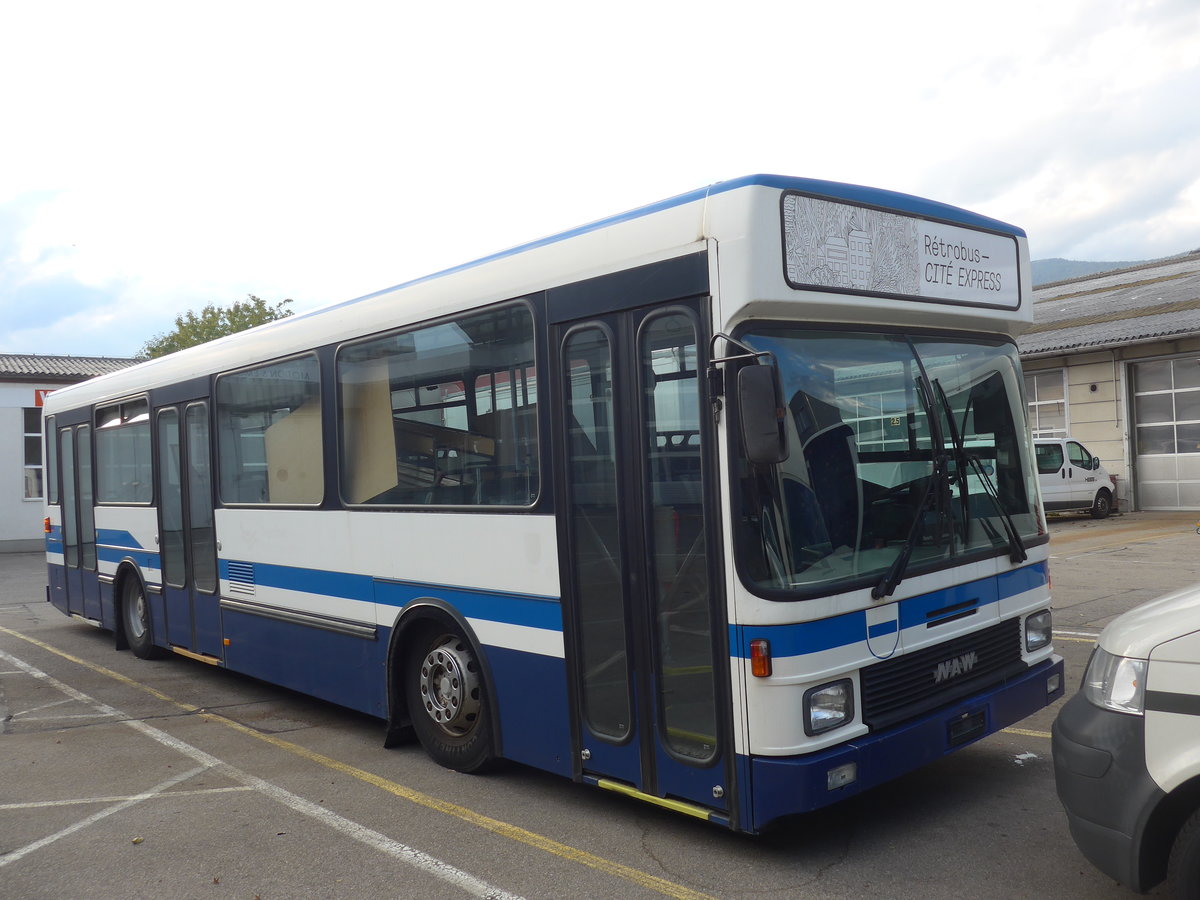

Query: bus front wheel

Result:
[403,626,496,774]
[121,577,162,660]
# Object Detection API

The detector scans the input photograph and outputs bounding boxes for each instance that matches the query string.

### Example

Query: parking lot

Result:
[3,510,1199,899]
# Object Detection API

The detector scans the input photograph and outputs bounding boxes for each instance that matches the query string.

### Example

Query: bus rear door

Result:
[155,402,222,659]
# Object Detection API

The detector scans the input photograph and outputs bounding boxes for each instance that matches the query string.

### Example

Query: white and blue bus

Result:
[43,175,1064,833]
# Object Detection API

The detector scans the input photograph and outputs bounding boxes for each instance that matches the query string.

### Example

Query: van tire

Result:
[1168,807,1200,900]
[1090,488,1112,519]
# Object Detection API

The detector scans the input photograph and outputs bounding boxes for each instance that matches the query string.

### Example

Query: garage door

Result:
[1132,357,1200,509]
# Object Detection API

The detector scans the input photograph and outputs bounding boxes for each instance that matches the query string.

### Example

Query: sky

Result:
[2,0,1199,359]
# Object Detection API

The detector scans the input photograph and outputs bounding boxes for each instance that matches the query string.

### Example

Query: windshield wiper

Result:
[930,379,1027,564]
[872,471,938,599]
[872,378,950,600]
[966,454,1028,563]
[932,379,971,544]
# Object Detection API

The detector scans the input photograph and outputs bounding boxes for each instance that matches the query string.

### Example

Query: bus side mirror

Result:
[738,363,789,465]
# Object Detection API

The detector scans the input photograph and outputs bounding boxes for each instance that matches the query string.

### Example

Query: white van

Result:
[1035,437,1116,518]
[1052,584,1200,895]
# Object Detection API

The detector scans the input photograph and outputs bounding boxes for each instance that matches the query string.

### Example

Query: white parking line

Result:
[0,648,526,900]
[0,786,254,811]
[0,765,207,868]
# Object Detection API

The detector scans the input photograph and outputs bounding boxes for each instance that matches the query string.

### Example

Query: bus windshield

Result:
[734,328,1040,596]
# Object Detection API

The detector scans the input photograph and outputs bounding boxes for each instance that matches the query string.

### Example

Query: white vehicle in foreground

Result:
[1052,584,1200,896]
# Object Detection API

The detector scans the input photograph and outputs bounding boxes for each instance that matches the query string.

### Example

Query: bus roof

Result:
[43,175,1027,414]
[316,174,1023,312]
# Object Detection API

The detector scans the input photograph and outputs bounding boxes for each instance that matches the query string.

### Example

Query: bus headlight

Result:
[1025,609,1053,652]
[804,679,854,735]
[1083,648,1146,716]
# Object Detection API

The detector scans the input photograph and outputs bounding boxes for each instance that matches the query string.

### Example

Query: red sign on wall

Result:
[34,389,53,407]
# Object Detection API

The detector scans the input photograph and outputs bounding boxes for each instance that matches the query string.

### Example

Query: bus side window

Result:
[216,354,324,505]
[337,304,539,508]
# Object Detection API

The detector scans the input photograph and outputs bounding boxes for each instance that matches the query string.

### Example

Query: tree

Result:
[140,295,294,359]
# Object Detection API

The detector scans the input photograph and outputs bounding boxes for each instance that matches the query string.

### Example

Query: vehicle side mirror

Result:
[737,363,789,465]
[1093,456,1101,470]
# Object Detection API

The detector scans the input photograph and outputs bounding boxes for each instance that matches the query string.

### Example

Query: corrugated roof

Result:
[0,353,138,381]
[1019,252,1200,357]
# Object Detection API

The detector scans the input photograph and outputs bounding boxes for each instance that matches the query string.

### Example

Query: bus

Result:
[42,175,1064,833]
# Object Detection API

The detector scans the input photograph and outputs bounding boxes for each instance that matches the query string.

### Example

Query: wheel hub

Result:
[418,636,480,734]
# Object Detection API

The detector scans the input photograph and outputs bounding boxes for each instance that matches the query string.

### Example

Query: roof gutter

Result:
[1019,328,1200,360]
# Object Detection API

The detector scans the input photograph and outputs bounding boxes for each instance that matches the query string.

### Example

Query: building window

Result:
[1025,370,1067,438]
[1132,358,1200,456]
[23,408,43,499]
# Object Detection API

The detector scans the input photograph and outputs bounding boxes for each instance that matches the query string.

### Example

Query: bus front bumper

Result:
[746,655,1064,832]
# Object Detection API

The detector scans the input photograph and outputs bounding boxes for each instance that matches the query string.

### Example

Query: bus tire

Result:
[1090,488,1112,519]
[121,577,162,660]
[403,625,496,774]
[1169,807,1200,899]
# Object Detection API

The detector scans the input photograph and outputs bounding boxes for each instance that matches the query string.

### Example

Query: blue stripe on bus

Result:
[896,578,997,631]
[97,546,160,570]
[868,620,898,639]
[218,560,562,632]
[219,559,375,602]
[96,529,149,550]
[997,560,1049,597]
[372,579,562,631]
[731,562,1048,660]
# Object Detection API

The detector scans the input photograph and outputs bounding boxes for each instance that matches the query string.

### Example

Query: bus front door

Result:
[555,301,729,817]
[156,403,222,659]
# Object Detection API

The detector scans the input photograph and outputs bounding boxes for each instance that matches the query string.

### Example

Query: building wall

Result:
[1024,334,1200,510]
[0,382,56,551]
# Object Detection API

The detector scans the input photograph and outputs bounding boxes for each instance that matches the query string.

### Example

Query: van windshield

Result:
[733,328,1040,597]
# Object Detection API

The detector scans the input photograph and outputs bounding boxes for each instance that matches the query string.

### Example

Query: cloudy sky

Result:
[2,0,1198,358]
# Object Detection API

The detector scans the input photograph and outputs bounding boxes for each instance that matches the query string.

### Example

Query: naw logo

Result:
[934,650,978,684]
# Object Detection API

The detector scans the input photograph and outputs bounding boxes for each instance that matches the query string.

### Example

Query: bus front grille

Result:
[860,618,1026,731]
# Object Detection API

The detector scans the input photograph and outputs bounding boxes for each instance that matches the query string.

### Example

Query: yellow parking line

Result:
[1001,727,1052,739]
[0,625,716,900]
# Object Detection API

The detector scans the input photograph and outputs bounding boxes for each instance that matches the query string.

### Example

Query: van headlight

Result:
[804,679,854,735]
[1024,609,1053,652]
[1082,648,1146,716]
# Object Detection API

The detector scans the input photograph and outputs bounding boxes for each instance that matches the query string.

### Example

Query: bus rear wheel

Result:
[403,626,496,774]
[121,577,162,660]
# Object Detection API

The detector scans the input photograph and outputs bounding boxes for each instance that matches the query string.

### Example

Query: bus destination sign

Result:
[781,193,1021,309]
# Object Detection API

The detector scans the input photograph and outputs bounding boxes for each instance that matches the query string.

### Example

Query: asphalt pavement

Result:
[3,512,1198,899]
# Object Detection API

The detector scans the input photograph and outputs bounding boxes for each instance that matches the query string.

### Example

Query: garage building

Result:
[1,354,135,552]
[1019,250,1200,511]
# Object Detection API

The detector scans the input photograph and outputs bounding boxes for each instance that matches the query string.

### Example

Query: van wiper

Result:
[872,378,949,600]
[931,379,1026,564]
